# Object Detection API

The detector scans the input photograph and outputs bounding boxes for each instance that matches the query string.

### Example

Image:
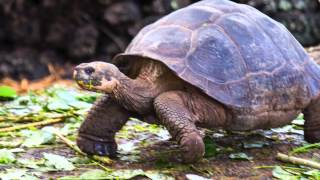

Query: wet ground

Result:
[0,86,319,179]
[8,120,315,179]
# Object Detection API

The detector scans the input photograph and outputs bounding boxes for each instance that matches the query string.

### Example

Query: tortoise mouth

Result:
[75,75,102,91]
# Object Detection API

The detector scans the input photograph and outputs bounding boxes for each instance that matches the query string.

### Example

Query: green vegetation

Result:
[0,86,175,179]
[0,86,17,100]
[0,85,320,179]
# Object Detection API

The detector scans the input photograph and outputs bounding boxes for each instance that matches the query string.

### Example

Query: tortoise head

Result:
[73,61,120,93]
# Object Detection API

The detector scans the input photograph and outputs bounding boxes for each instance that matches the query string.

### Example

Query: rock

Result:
[0,48,53,80]
[0,0,319,80]
[67,24,99,58]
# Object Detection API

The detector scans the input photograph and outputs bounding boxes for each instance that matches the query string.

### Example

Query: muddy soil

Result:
[17,121,314,179]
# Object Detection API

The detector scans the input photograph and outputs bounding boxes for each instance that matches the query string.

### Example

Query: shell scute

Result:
[216,13,283,73]
[114,0,320,110]
[187,25,246,83]
[157,8,213,30]
[226,80,251,106]
[133,26,192,59]
[243,12,306,66]
[180,67,208,88]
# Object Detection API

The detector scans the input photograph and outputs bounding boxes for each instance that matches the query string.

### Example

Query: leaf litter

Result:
[0,85,320,179]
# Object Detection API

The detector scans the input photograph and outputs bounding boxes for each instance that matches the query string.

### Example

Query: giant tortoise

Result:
[73,0,320,162]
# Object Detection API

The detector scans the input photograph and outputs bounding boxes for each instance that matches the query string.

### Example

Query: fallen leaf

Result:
[21,129,55,147]
[0,149,16,164]
[0,86,17,99]
[79,169,108,179]
[243,141,269,149]
[272,166,299,180]
[43,153,75,171]
[0,169,38,180]
[186,174,211,180]
[229,152,253,161]
[17,158,41,169]
[47,100,71,111]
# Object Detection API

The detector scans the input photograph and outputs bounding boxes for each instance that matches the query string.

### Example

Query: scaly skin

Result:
[154,91,205,163]
[303,96,320,143]
[74,60,320,163]
[77,95,130,157]
[74,61,229,162]
[153,90,229,162]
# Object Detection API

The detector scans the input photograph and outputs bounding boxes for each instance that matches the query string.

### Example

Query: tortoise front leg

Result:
[77,95,130,157]
[303,97,320,143]
[154,91,205,163]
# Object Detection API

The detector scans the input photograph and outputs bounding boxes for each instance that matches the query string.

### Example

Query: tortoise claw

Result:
[77,135,117,158]
[94,143,116,156]
[180,132,205,163]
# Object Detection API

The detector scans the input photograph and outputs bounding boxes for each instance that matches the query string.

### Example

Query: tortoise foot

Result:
[77,134,117,157]
[180,132,205,163]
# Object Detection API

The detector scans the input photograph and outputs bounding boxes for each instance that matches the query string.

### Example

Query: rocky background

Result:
[0,0,320,80]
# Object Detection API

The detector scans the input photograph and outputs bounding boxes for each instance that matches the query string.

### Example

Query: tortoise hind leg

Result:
[77,95,131,157]
[303,97,320,143]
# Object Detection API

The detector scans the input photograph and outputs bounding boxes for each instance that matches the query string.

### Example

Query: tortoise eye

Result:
[105,75,111,81]
[84,67,95,75]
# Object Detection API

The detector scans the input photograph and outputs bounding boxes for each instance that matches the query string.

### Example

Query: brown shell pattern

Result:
[113,0,320,110]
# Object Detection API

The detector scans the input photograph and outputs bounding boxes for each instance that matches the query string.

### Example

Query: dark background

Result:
[0,0,319,80]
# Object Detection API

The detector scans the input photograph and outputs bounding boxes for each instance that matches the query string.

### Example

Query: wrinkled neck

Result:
[111,74,155,114]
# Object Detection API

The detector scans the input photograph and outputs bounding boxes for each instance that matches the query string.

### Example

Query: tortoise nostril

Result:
[84,67,95,75]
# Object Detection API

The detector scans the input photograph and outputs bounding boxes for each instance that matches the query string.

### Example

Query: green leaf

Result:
[303,169,320,179]
[58,169,174,180]
[0,140,22,148]
[291,143,320,154]
[145,171,175,180]
[60,122,81,136]
[17,158,41,169]
[0,86,17,99]
[79,169,108,179]
[110,169,174,180]
[272,166,299,180]
[0,108,6,115]
[58,169,108,180]
[229,152,253,161]
[186,174,211,180]
[55,90,78,103]
[291,119,304,126]
[47,100,71,111]
[0,169,38,180]
[21,129,55,147]
[0,149,16,164]
[68,101,92,110]
[57,176,77,180]
[296,113,304,120]
[76,92,99,103]
[9,148,25,153]
[0,169,27,180]
[110,169,145,179]
[43,153,75,171]
[69,157,91,164]
[243,141,269,149]
[49,89,94,110]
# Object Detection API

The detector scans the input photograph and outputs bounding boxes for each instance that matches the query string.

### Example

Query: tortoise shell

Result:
[113,0,320,110]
